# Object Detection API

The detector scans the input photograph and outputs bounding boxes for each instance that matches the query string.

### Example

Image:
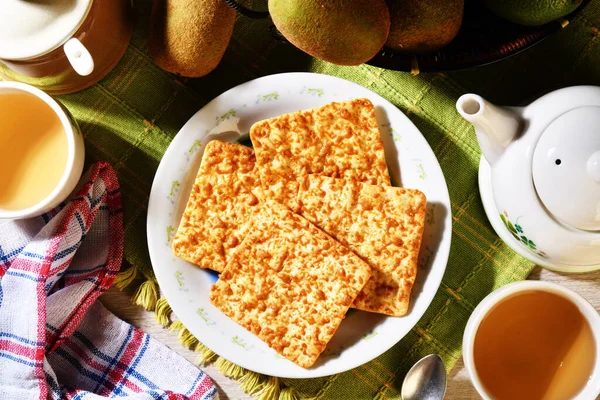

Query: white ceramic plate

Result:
[147,73,452,378]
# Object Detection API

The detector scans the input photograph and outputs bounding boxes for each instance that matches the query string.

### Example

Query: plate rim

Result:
[147,72,452,378]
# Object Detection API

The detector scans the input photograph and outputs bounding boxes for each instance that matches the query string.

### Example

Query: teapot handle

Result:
[63,38,94,77]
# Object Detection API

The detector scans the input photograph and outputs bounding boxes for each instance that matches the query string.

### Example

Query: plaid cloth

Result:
[0,162,218,400]
[7,0,592,398]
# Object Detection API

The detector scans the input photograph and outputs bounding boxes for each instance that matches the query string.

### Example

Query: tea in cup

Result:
[463,281,600,400]
[0,82,84,219]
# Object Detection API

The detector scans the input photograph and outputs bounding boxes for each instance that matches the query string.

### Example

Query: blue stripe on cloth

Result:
[140,390,163,400]
[0,332,44,346]
[62,263,106,276]
[0,350,43,367]
[69,331,158,390]
[46,275,99,292]
[111,334,150,396]
[45,372,63,398]
[53,239,83,262]
[21,251,48,260]
[53,262,105,282]
[5,270,43,282]
[0,245,25,265]
[204,387,218,400]
[93,325,134,393]
[90,192,106,208]
[73,391,91,400]
[75,212,86,234]
[185,372,206,396]
[54,347,108,387]
[47,325,160,393]
[128,370,159,391]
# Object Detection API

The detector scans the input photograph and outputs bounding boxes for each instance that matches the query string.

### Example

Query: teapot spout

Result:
[456,94,521,166]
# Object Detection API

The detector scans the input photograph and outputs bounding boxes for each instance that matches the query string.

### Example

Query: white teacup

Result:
[0,81,84,219]
[463,281,600,400]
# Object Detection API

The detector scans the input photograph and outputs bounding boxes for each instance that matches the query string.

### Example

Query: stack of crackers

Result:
[172,98,427,368]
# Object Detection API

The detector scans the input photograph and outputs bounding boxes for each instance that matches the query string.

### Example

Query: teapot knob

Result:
[588,151,600,183]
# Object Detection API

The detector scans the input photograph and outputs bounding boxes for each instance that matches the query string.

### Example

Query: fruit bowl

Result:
[227,0,591,73]
[368,0,591,73]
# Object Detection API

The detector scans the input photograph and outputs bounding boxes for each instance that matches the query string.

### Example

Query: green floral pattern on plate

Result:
[167,181,180,204]
[299,87,324,97]
[256,92,279,104]
[232,335,253,350]
[174,270,190,293]
[166,225,175,244]
[216,109,237,124]
[197,308,216,326]
[417,164,426,180]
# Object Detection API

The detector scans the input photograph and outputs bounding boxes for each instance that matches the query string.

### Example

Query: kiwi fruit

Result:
[268,0,390,66]
[149,0,236,77]
[483,0,582,26]
[385,0,464,54]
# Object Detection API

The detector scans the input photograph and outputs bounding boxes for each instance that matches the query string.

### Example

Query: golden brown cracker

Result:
[297,175,426,316]
[210,200,371,367]
[172,140,262,272]
[250,98,390,210]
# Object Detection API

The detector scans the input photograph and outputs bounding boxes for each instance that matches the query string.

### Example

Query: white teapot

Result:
[456,86,600,272]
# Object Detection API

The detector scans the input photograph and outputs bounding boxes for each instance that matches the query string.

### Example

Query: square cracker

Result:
[249,98,390,210]
[172,140,262,272]
[296,175,426,316]
[209,199,371,368]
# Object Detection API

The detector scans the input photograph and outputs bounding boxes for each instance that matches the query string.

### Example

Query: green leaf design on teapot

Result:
[500,212,548,259]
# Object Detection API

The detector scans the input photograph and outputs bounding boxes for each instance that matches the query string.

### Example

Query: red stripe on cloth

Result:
[0,339,38,359]
[191,373,216,399]
[37,230,63,400]
[47,163,124,353]
[62,387,89,400]
[10,258,46,273]
[164,392,187,400]
[99,328,145,396]
[121,376,145,393]
[48,257,75,277]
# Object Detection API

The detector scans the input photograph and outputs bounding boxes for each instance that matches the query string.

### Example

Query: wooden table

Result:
[100,266,600,399]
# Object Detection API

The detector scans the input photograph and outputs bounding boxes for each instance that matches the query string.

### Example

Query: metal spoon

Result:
[401,354,447,400]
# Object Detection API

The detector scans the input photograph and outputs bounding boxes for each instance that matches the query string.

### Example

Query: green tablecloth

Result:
[52,1,600,398]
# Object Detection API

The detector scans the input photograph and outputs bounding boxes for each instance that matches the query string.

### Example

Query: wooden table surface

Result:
[100,266,600,400]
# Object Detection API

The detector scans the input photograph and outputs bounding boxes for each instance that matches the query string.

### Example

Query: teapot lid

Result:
[533,106,600,231]
[0,0,92,61]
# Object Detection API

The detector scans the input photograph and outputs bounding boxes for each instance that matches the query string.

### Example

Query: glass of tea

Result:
[463,281,600,400]
[0,82,84,219]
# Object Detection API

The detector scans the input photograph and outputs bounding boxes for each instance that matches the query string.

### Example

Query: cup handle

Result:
[63,38,94,77]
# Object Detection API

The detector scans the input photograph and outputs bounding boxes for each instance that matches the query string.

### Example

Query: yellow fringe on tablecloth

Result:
[114,264,138,290]
[132,279,158,311]
[195,342,218,364]
[154,297,172,326]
